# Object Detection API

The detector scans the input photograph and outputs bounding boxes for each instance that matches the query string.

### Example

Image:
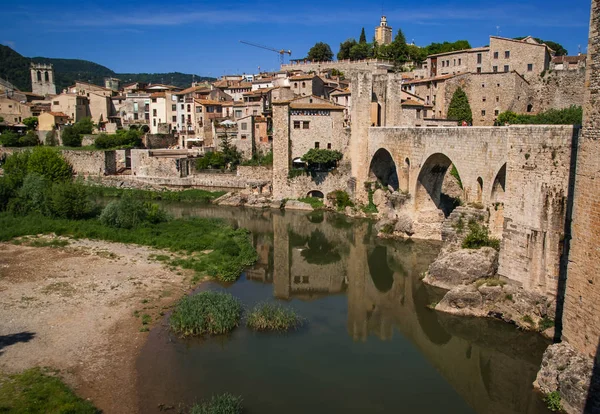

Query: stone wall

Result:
[130,150,186,178]
[145,134,178,149]
[61,150,116,176]
[563,0,600,357]
[498,126,578,295]
[276,166,352,200]
[236,165,272,182]
[281,59,394,74]
[531,69,586,113]
[289,110,349,159]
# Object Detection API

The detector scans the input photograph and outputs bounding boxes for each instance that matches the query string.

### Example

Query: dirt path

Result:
[0,236,197,413]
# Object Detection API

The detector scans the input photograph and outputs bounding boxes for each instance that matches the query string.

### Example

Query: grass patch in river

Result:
[190,393,243,414]
[170,291,242,337]
[246,302,304,332]
[0,367,99,413]
[87,185,226,203]
[0,213,258,283]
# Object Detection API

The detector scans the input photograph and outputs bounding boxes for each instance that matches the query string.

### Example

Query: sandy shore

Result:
[0,236,198,413]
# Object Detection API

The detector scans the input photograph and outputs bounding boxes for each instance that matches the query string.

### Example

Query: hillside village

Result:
[0,16,586,155]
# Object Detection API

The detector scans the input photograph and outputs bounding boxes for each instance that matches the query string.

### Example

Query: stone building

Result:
[289,74,325,97]
[0,97,32,124]
[38,111,68,133]
[551,55,587,71]
[375,16,393,46]
[50,93,88,122]
[30,63,56,96]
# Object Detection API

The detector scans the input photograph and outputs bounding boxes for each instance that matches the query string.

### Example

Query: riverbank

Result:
[0,235,202,413]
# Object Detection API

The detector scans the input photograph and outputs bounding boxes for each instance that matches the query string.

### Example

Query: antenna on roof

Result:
[496,26,500,36]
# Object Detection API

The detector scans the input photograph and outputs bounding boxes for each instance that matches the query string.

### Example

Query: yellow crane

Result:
[240,40,292,65]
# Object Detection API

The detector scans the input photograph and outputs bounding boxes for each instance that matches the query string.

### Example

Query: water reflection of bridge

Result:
[248,212,550,414]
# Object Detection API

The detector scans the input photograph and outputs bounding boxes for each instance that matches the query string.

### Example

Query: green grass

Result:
[544,391,563,412]
[538,316,555,331]
[462,222,501,250]
[0,368,99,413]
[0,213,258,283]
[475,278,506,288]
[190,393,243,414]
[246,302,304,332]
[522,314,535,326]
[170,291,242,337]
[298,197,324,209]
[87,185,226,203]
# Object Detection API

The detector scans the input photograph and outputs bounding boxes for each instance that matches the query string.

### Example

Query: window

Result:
[482,83,485,88]
[477,67,482,73]
[527,63,533,72]
[327,143,332,149]
[241,135,247,140]
[505,50,510,58]
[134,113,139,120]
[241,122,248,130]
[302,121,310,129]
[302,82,306,88]
[53,101,59,105]
[187,104,191,112]
[446,60,450,67]
[172,104,176,111]
[234,110,242,118]
[477,53,482,64]
[153,119,156,126]
[294,83,298,88]
[145,113,149,120]
[482,97,486,102]
[172,116,177,122]
[495,109,499,116]
[416,109,421,119]
[496,96,500,102]
[44,71,49,82]
[442,61,445,67]
[187,115,191,123]
[493,66,498,72]
[458,58,462,65]
[152,98,157,103]
[293,121,300,129]
[153,109,157,116]
[424,109,428,118]
[493,51,499,59]
[527,104,533,112]
[453,59,456,66]
[314,142,320,149]
[481,110,486,116]
[180,104,184,110]
[497,83,500,87]
[37,71,42,82]
[504,65,509,72]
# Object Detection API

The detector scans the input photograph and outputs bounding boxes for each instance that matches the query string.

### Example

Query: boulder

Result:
[284,200,313,211]
[375,218,397,235]
[394,213,414,236]
[424,247,499,290]
[270,199,283,209]
[535,342,600,414]
[372,189,389,210]
[436,285,485,316]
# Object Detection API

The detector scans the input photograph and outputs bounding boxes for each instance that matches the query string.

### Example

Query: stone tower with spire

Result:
[375,16,393,46]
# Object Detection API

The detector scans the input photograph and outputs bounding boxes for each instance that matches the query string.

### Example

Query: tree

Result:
[349,43,371,60]
[390,29,409,63]
[27,147,73,182]
[23,117,38,130]
[220,135,242,168]
[359,28,367,44]
[447,88,473,124]
[73,117,94,135]
[515,37,567,56]
[61,126,82,147]
[307,42,334,62]
[338,39,357,60]
[19,131,39,147]
[422,40,471,56]
[301,148,343,170]
[0,131,20,147]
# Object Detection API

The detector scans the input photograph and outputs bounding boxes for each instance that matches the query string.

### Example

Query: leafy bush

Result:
[544,391,563,412]
[538,316,555,331]
[241,150,273,166]
[0,177,16,211]
[301,148,343,170]
[170,291,242,337]
[246,302,304,332]
[99,196,169,229]
[0,368,99,413]
[47,180,94,219]
[328,190,354,211]
[0,131,20,147]
[60,126,82,147]
[196,151,226,170]
[462,222,500,250]
[19,131,39,147]
[8,173,50,215]
[298,197,324,209]
[86,186,225,202]
[74,117,94,135]
[1,150,30,187]
[22,116,38,130]
[94,129,143,149]
[190,393,243,414]
[46,129,58,146]
[497,106,582,125]
[27,147,73,182]
[362,189,378,214]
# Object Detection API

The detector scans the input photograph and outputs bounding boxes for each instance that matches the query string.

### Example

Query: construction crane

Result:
[240,40,292,66]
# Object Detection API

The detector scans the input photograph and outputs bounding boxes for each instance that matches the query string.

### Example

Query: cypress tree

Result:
[447,87,473,125]
[359,28,367,44]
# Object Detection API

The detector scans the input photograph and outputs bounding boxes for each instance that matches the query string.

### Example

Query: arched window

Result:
[37,71,42,82]
[44,71,49,82]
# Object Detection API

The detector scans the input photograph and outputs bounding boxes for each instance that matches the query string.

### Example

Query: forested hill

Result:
[0,45,215,92]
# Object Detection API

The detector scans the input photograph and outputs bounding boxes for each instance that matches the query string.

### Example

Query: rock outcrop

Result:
[284,200,313,211]
[535,342,600,414]
[423,247,499,290]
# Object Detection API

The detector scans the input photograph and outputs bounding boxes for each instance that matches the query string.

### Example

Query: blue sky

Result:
[1,0,592,77]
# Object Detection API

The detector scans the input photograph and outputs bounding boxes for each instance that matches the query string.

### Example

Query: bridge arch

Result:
[490,164,506,204]
[368,148,399,191]
[415,153,463,217]
[307,190,324,199]
[476,177,484,203]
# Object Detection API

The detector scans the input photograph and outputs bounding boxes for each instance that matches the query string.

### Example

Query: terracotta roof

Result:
[213,80,252,89]
[74,81,112,91]
[150,92,165,98]
[401,99,431,107]
[290,74,317,81]
[289,103,344,110]
[111,95,126,100]
[194,99,223,105]
[330,88,350,96]
[46,111,69,117]
[177,85,211,95]
[552,55,586,64]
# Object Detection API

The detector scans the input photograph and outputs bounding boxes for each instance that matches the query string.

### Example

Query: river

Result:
[136,204,551,414]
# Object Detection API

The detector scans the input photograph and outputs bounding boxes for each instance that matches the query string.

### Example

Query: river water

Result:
[136,204,551,414]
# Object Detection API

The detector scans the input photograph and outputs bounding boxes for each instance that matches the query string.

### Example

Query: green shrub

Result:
[27,147,73,182]
[2,150,31,187]
[538,316,555,331]
[190,393,243,414]
[23,117,38,130]
[362,189,378,214]
[46,129,58,146]
[94,129,143,149]
[301,148,343,170]
[47,180,94,219]
[475,278,506,288]
[170,291,242,337]
[462,222,500,250]
[298,197,324,209]
[246,302,304,332]
[328,190,354,211]
[0,368,99,413]
[544,391,563,412]
[8,173,50,215]
[0,177,16,211]
[18,131,39,147]
[241,150,273,166]
[196,151,226,170]
[99,196,169,229]
[74,117,94,135]
[522,314,535,326]
[498,106,582,126]
[0,131,20,147]
[61,126,82,147]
